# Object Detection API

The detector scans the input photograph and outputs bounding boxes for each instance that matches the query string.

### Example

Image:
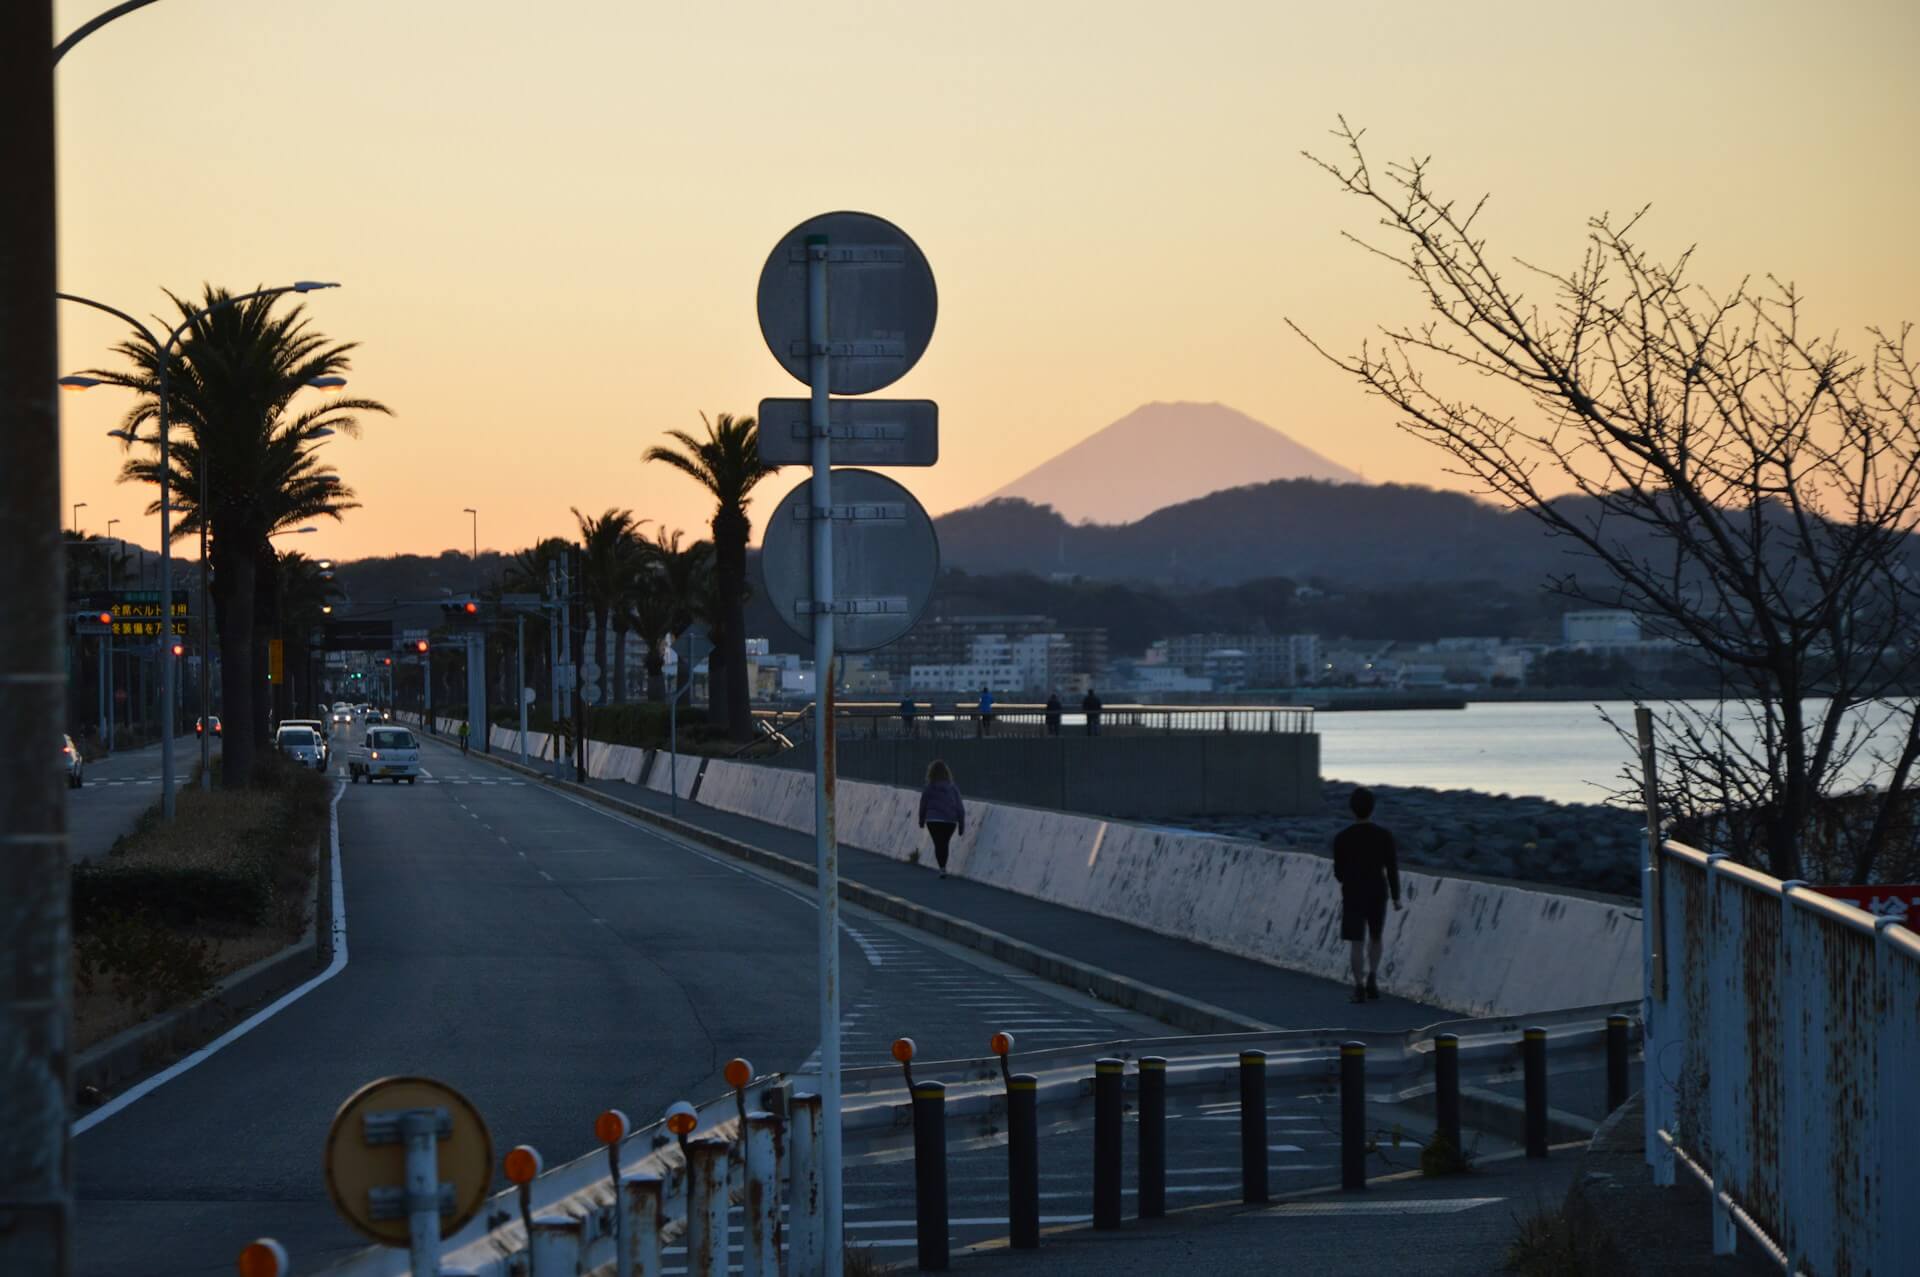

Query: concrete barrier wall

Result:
[643,752,702,799]
[691,759,1639,1018]
[769,733,1321,819]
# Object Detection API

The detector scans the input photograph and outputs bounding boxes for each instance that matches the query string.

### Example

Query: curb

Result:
[73,821,335,1101]
[425,725,1276,1036]
[1395,1081,1599,1149]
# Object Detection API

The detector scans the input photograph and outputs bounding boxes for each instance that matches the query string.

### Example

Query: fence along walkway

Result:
[1647,840,1920,1274]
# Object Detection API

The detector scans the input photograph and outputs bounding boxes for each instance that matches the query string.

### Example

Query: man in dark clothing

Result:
[899,696,917,737]
[1044,692,1063,736]
[1081,687,1102,736]
[1331,786,1402,1002]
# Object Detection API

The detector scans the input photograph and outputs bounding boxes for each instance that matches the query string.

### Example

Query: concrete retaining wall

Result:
[766,733,1321,819]
[693,759,1640,1018]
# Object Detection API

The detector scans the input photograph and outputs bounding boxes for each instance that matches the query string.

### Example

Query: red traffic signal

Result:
[97,611,112,626]
[414,640,429,653]
[170,642,185,657]
[381,657,393,666]
[462,601,478,615]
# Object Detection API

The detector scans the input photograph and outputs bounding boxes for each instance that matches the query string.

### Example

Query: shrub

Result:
[75,909,217,1015]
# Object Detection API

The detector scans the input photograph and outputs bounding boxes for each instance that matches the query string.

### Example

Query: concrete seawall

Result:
[457,719,1638,1017]
[695,757,1641,1017]
[765,732,1322,819]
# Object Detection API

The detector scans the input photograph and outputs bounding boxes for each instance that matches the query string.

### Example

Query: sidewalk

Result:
[947,1151,1582,1277]
[569,768,1446,1034]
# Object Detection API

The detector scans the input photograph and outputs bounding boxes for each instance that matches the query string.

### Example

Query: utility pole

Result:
[1,6,71,1273]
[570,543,588,783]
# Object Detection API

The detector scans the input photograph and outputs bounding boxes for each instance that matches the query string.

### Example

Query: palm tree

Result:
[627,540,673,704]
[99,285,388,787]
[571,507,645,704]
[643,413,770,740]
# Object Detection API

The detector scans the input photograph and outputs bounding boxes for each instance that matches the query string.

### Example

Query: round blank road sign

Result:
[760,469,940,654]
[324,1075,493,1246]
[756,211,937,396]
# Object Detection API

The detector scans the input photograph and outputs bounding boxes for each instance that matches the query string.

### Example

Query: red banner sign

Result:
[1810,885,1920,932]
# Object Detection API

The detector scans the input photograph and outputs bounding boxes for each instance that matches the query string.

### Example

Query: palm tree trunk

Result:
[714,509,753,740]
[614,622,628,705]
[215,545,257,788]
[645,643,666,703]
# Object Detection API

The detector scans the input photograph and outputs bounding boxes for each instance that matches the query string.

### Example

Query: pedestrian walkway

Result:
[568,769,1445,1033]
[949,1149,1581,1277]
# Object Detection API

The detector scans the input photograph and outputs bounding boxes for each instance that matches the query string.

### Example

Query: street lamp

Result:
[463,507,478,590]
[72,501,86,535]
[60,280,344,813]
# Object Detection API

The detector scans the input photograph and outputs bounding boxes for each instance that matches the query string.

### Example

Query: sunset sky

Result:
[53,0,1920,564]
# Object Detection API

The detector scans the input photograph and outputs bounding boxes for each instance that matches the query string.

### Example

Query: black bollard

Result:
[1340,1041,1367,1191]
[1007,1074,1039,1249]
[1606,1014,1630,1113]
[1433,1032,1462,1160]
[1093,1058,1124,1230]
[1138,1056,1166,1219]
[1523,1027,1548,1158]
[1239,1049,1268,1204]
[912,1081,949,1270]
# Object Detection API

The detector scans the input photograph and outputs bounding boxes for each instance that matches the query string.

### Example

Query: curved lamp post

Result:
[58,281,340,814]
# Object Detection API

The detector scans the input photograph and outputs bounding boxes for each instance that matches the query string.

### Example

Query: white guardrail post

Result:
[743,1111,781,1277]
[528,1214,582,1273]
[617,1172,663,1277]
[788,1092,825,1275]
[685,1137,729,1277]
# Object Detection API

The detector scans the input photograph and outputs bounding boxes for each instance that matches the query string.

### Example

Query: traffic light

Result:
[170,642,185,657]
[97,611,112,626]
[381,657,393,667]
[463,600,478,615]
[414,640,429,654]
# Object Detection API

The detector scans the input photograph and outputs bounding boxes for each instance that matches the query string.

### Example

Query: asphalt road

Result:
[67,734,203,863]
[73,732,1170,1276]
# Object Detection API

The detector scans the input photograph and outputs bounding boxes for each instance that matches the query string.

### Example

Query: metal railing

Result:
[761,701,1316,742]
[1647,840,1919,1275]
[284,1005,1631,1276]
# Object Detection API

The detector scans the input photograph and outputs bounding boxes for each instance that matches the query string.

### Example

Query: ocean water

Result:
[1315,699,1918,806]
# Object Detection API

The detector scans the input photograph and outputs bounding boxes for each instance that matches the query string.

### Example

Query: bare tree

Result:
[1292,120,1920,882]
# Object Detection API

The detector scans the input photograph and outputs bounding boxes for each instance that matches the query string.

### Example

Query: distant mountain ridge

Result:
[934,480,1604,587]
[981,401,1362,525]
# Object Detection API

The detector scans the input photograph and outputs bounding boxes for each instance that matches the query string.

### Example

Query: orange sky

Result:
[53,0,1920,563]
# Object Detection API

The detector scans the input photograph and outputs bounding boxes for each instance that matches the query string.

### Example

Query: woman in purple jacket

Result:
[918,759,966,878]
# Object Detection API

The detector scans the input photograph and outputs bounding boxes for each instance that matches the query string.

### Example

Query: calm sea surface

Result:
[1313,699,1915,805]
[1315,701,1642,804]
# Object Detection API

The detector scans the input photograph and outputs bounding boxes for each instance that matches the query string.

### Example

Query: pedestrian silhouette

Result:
[1044,691,1063,736]
[1332,787,1403,1002]
[1081,687,1102,736]
[918,759,965,878]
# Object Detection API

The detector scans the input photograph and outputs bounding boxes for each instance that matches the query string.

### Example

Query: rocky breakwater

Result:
[1180,778,1646,897]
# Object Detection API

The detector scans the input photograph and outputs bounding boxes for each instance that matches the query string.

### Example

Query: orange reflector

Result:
[236,1238,287,1277]
[595,1108,629,1145]
[891,1037,916,1063]
[724,1058,753,1089]
[503,1144,543,1184]
[664,1101,699,1136]
[990,1031,1015,1056]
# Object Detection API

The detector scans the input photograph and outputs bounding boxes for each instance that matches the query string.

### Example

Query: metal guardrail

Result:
[292,1006,1633,1276]
[1648,840,1919,1275]
[761,701,1316,742]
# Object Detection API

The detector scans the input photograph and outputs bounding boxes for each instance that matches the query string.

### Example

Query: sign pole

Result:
[807,232,844,1275]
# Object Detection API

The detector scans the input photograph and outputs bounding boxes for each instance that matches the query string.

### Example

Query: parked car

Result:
[61,734,83,788]
[348,726,422,783]
[195,715,222,736]
[278,718,331,767]
[274,725,326,769]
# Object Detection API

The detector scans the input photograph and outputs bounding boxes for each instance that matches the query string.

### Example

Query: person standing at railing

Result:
[1332,786,1403,1003]
[918,759,966,878]
[977,686,995,737]
[1044,691,1063,736]
[1082,687,1102,736]
[899,695,918,738]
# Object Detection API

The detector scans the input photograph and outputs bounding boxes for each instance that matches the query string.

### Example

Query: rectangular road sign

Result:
[757,398,938,467]
[322,619,395,651]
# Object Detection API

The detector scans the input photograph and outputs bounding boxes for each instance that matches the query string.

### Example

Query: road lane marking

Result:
[74,779,351,1137]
